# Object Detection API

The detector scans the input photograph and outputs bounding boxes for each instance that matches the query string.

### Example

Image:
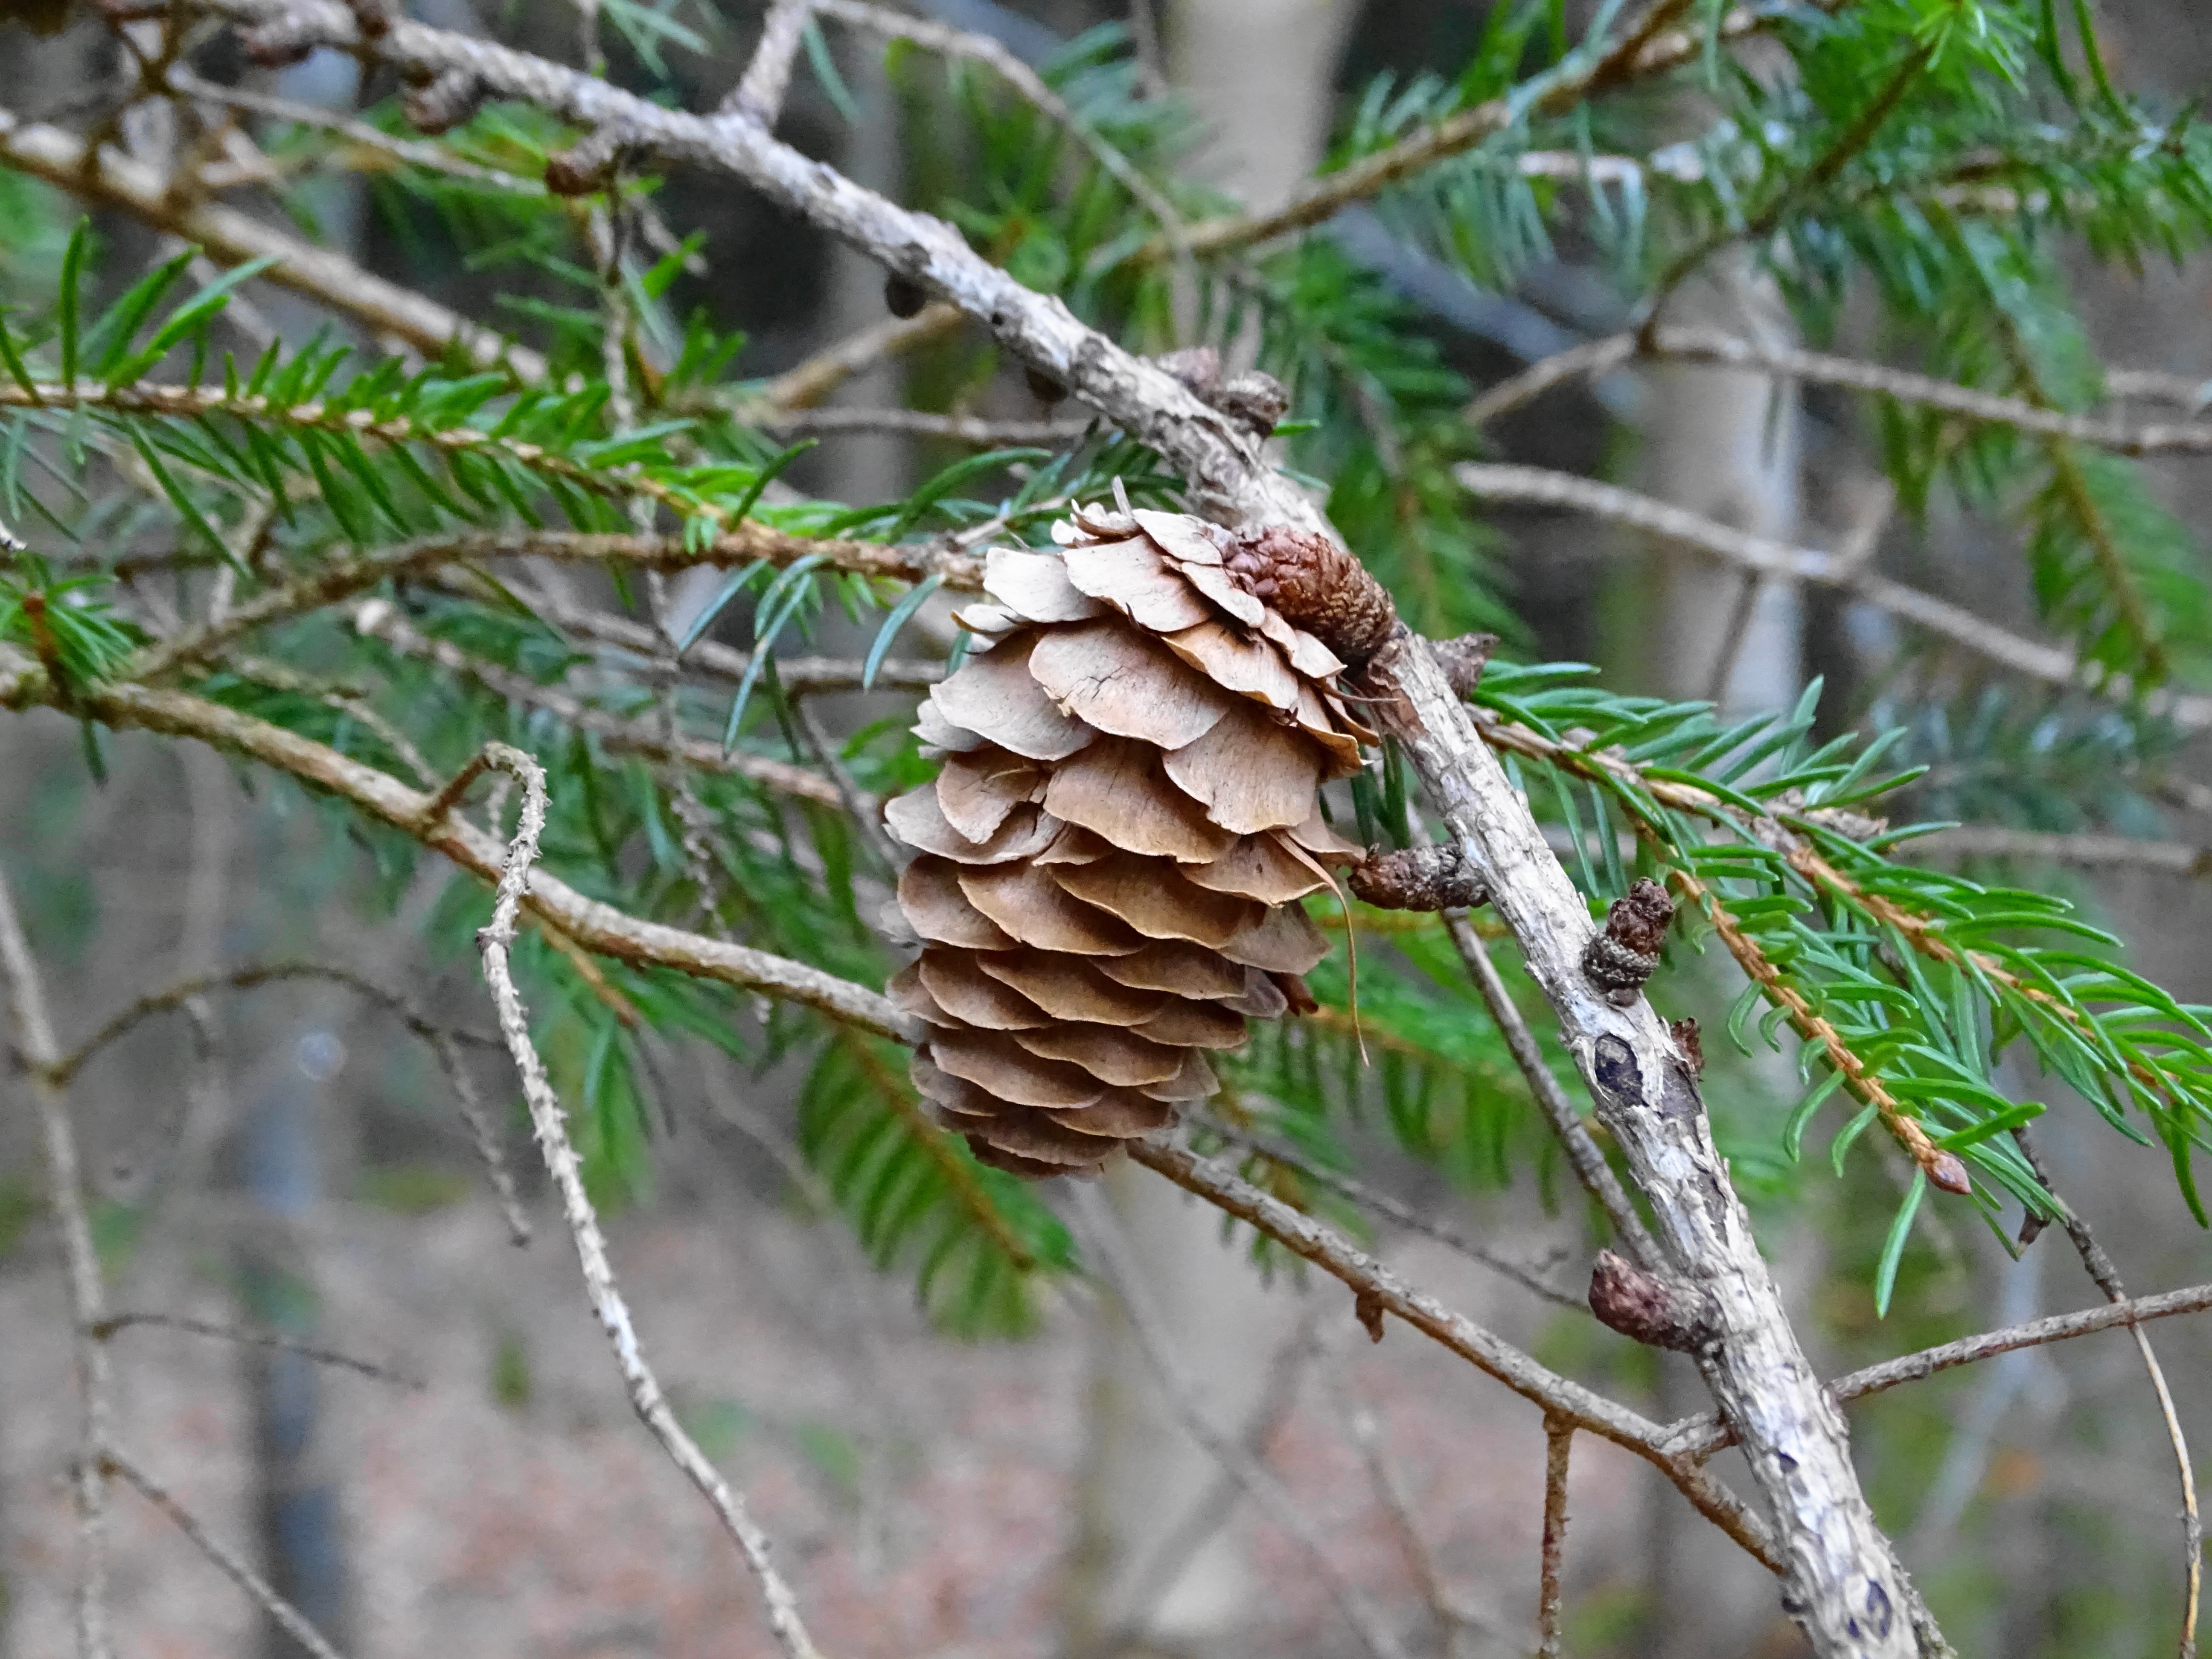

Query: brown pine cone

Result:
[886,505,1377,1177]
[1222,525,1398,667]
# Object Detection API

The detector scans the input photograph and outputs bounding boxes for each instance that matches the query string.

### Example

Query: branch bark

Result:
[1368,633,1920,1658]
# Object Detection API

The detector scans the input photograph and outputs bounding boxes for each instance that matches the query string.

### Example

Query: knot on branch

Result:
[402,66,487,135]
[1153,346,1290,440]
[1581,877,1674,1007]
[1670,1015,1704,1077]
[1432,632,1497,699]
[1348,844,1487,913]
[1588,1249,1715,1352]
[1222,525,1397,667]
[545,126,634,196]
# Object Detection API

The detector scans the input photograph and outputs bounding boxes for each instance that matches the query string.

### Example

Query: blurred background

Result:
[3,3,2211,1657]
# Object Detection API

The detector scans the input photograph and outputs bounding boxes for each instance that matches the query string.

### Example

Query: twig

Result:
[1127,0,1839,263]
[2013,1128,2201,1659]
[0,864,114,1659]
[469,743,829,1659]
[91,1312,425,1389]
[1068,1185,1411,1659]
[500,586,943,693]
[1337,1373,1518,1647]
[131,522,971,686]
[723,0,817,125]
[1442,914,1659,1268]
[352,598,844,806]
[1470,323,2212,455]
[0,657,917,1040]
[104,1447,350,1659]
[792,697,896,867]
[1128,1137,1781,1571]
[1668,1283,2212,1454]
[760,406,1090,445]
[164,67,542,193]
[1190,1109,1583,1306]
[1911,827,2212,877]
[1455,460,2212,730]
[1537,1416,1574,1659]
[745,304,966,412]
[0,104,544,380]
[814,0,1186,239]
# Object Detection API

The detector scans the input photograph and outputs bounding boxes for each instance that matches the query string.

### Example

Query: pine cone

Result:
[886,505,1377,1177]
[1222,526,1398,667]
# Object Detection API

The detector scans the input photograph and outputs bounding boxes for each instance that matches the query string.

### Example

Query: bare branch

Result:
[1190,1109,1583,1307]
[761,406,1090,445]
[1127,1137,1782,1571]
[1537,1417,1574,1659]
[0,105,544,380]
[91,1312,425,1389]
[131,524,972,687]
[722,0,817,125]
[105,1447,351,1659]
[1912,827,2212,877]
[351,599,845,806]
[1455,460,2212,730]
[0,865,114,1659]
[470,743,830,1659]
[0,654,917,1040]
[744,304,966,413]
[814,0,1187,239]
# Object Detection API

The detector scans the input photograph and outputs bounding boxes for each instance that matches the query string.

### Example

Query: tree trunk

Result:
[1059,5,1356,1655]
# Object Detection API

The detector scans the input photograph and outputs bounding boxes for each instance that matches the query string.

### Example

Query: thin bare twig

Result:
[91,1312,425,1389]
[723,0,817,125]
[44,956,527,1242]
[760,406,1089,445]
[1537,1416,1574,1658]
[1455,460,2212,730]
[0,864,114,1659]
[2013,1129,2201,1659]
[1190,1109,1583,1307]
[1442,914,1659,1268]
[468,743,828,1659]
[1128,1138,1781,1571]
[814,0,1186,239]
[745,304,966,412]
[1068,1185,1411,1659]
[105,1447,350,1659]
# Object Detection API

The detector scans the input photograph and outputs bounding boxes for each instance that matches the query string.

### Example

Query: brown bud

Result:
[1588,1249,1714,1352]
[1348,844,1486,913]
[1154,344,1221,400]
[1670,1016,1703,1077]
[1222,525,1398,667]
[240,13,318,66]
[1927,1150,1972,1196]
[1432,632,1497,699]
[544,126,628,196]
[883,274,927,318]
[1353,1288,1387,1344]
[345,0,394,35]
[1581,878,1674,1006]
[1023,365,1068,404]
[2017,1209,2050,1248]
[401,68,485,136]
[1215,371,1289,439]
